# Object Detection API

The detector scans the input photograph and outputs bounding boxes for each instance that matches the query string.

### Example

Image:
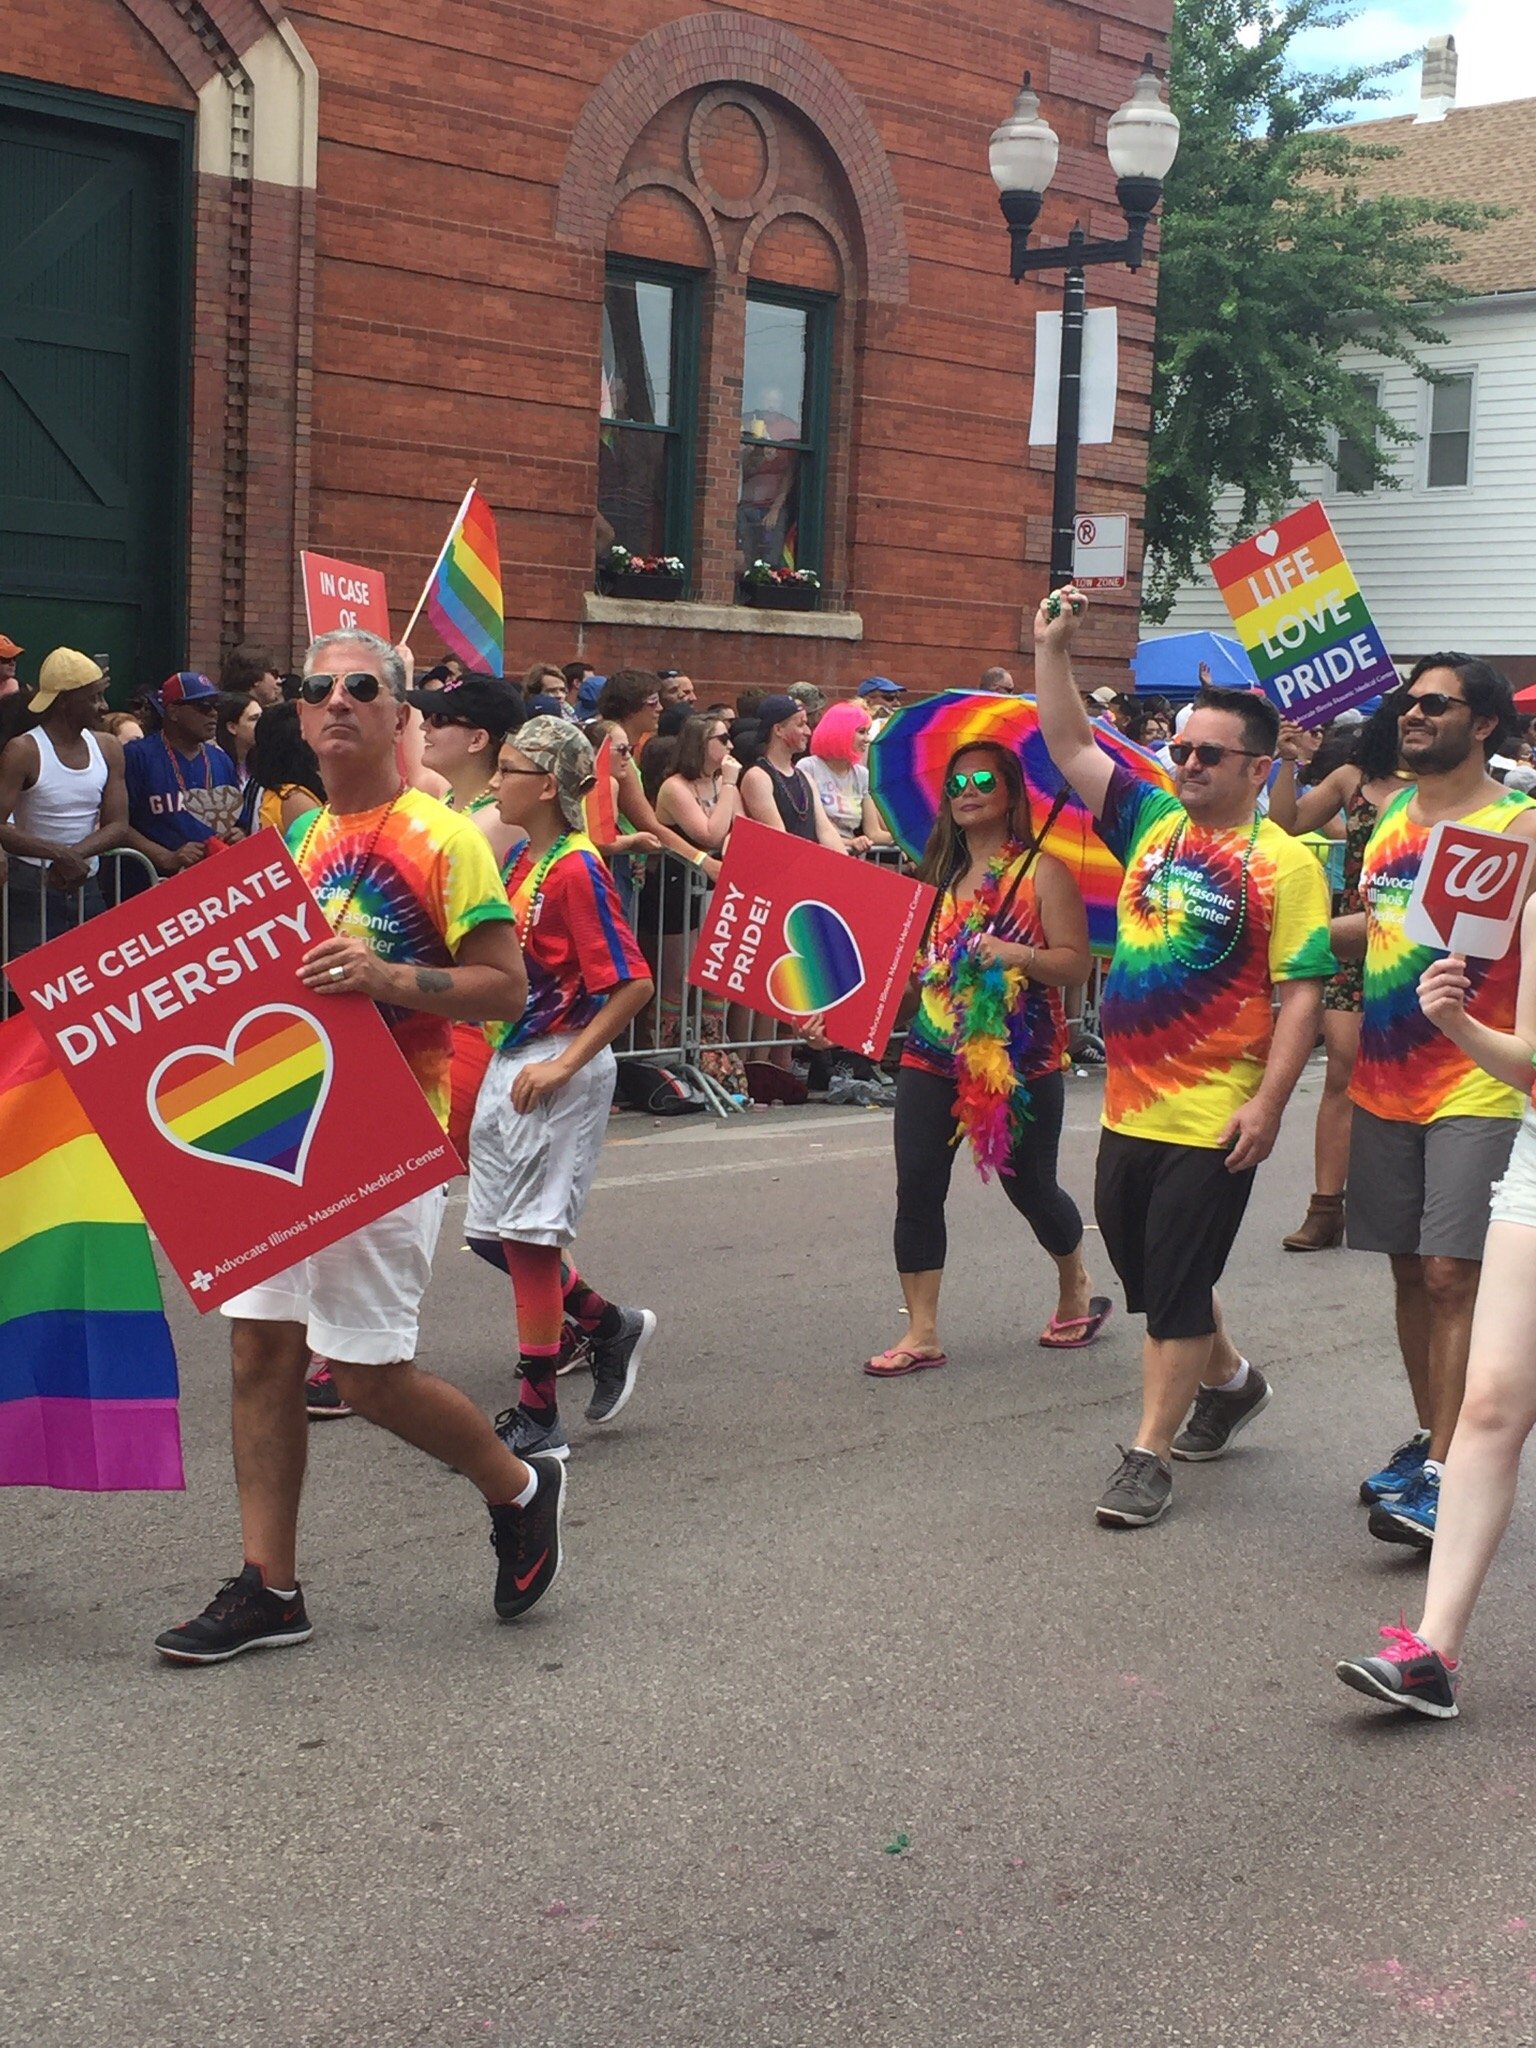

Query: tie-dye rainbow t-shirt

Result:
[1350,785,1532,1124]
[1095,765,1335,1146]
[289,787,513,1128]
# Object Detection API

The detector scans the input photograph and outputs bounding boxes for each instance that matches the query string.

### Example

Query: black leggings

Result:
[893,1064,1082,1273]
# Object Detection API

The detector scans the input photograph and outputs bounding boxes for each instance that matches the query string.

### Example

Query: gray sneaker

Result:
[1095,1446,1173,1528]
[1170,1367,1273,1462]
[585,1308,655,1425]
[495,1407,571,1462]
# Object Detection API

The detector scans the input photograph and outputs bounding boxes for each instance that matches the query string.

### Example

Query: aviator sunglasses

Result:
[300,670,383,705]
[1168,740,1263,768]
[944,768,1000,798]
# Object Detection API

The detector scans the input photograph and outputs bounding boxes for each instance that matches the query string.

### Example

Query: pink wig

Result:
[809,699,871,765]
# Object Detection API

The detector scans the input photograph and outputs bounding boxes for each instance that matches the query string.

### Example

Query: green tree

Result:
[1144,0,1500,620]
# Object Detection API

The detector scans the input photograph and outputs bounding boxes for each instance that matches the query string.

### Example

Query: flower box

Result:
[600,571,685,602]
[741,579,820,612]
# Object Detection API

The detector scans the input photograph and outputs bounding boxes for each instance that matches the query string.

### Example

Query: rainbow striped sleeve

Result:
[0,1016,182,1492]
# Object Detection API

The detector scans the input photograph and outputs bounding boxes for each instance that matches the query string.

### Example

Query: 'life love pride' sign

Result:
[1403,819,1536,959]
[1209,501,1398,728]
[688,820,935,1058]
[8,833,458,1309]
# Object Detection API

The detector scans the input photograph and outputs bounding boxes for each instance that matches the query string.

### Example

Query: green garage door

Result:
[0,91,188,701]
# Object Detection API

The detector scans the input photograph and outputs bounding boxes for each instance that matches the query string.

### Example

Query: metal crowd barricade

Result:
[2,848,160,1015]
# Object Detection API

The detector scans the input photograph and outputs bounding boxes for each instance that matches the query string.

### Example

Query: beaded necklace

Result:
[297,784,406,934]
[514,832,572,945]
[161,732,212,795]
[1156,810,1262,970]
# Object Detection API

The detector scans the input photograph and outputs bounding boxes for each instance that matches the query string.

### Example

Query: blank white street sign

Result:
[1073,513,1128,589]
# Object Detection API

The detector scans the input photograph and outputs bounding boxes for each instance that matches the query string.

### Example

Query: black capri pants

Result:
[893,1064,1082,1273]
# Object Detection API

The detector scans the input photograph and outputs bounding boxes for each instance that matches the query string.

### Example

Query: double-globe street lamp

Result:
[990,57,1180,590]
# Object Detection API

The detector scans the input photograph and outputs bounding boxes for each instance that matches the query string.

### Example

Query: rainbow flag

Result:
[0,1015,182,1491]
[424,483,504,678]
[582,733,618,845]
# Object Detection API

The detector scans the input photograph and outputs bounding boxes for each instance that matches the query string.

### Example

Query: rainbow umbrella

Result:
[866,691,1174,955]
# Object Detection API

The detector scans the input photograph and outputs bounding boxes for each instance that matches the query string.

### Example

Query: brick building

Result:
[0,1,1171,699]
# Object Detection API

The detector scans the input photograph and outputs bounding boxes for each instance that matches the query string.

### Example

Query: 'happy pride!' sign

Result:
[1209,501,1399,728]
[8,833,457,1309]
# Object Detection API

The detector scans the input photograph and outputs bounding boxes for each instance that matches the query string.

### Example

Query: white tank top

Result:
[13,725,109,874]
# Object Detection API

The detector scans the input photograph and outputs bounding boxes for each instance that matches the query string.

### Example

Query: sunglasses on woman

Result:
[943,768,999,797]
[300,671,383,705]
[1168,741,1262,768]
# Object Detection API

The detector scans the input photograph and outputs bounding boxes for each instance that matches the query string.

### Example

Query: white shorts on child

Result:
[219,1186,448,1364]
[465,1035,617,1248]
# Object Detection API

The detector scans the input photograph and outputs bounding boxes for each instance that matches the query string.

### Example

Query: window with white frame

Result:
[1334,377,1380,495]
[1426,372,1473,489]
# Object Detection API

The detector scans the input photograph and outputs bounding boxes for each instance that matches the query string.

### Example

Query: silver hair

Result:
[304,629,407,701]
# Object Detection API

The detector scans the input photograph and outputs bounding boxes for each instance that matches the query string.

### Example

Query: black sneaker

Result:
[154,1565,312,1665]
[555,1322,594,1378]
[1170,1366,1272,1462]
[586,1307,655,1425]
[1335,1623,1460,1718]
[490,1455,566,1620]
[494,1406,571,1462]
[305,1362,353,1419]
[1095,1446,1173,1528]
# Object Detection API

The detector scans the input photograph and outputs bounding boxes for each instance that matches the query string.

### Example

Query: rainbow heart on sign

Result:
[766,900,865,1015]
[147,1004,334,1186]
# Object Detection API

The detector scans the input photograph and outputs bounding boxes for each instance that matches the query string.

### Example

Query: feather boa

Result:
[919,848,1037,1180]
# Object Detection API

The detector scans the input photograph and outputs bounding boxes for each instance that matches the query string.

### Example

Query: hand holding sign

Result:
[1403,819,1536,959]
[1418,953,1473,1031]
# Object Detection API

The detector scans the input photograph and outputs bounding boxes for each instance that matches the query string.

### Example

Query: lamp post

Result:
[990,57,1180,590]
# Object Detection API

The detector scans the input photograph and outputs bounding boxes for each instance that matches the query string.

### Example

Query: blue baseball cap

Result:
[158,670,218,706]
[576,673,606,716]
[857,676,902,698]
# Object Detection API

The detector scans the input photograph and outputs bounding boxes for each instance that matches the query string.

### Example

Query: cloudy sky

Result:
[1289,0,1536,116]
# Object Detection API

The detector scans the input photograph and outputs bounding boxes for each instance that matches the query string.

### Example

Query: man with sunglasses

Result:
[1335,654,1536,1549]
[1035,588,1334,1529]
[154,631,567,1665]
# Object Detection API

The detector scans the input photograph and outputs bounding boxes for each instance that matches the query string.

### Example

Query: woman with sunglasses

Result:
[854,742,1110,1376]
[1268,699,1408,1251]
[406,673,527,874]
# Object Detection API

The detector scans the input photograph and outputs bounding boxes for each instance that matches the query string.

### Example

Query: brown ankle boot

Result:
[1283,1193,1345,1251]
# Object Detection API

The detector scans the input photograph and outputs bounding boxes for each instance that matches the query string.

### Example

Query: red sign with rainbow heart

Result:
[7,833,458,1310]
[688,819,935,1057]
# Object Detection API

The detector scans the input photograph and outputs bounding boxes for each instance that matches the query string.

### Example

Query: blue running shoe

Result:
[1368,1464,1439,1550]
[1359,1430,1429,1506]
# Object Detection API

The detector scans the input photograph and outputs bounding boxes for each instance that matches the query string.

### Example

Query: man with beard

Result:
[1336,655,1536,1550]
[1034,588,1334,1529]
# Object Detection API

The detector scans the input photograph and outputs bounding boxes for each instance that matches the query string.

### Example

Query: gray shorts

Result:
[1347,1106,1517,1262]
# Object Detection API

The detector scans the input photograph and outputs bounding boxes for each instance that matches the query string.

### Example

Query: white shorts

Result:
[219,1186,447,1364]
[464,1036,616,1248]
[1489,1108,1536,1231]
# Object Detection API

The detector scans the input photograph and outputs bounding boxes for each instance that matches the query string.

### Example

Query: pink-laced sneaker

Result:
[1335,1620,1460,1719]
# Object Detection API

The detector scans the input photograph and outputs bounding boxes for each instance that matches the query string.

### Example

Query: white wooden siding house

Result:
[1157,40,1536,687]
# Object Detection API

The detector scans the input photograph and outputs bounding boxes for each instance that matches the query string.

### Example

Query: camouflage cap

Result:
[787,681,827,717]
[513,714,597,830]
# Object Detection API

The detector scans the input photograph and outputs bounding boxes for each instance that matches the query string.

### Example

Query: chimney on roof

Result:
[1417,33,1457,123]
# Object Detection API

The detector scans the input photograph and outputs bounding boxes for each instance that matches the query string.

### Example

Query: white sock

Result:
[1202,1356,1250,1394]
[1424,1458,1445,1481]
[266,1584,297,1601]
[512,1467,539,1509]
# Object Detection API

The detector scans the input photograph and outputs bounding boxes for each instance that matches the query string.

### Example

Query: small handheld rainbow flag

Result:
[0,1015,183,1492]
[583,733,618,844]
[406,480,505,679]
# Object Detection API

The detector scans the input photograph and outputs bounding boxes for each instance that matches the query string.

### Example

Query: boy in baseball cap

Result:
[465,717,658,1460]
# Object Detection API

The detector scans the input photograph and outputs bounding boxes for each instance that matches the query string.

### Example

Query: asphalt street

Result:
[6,1057,1536,2048]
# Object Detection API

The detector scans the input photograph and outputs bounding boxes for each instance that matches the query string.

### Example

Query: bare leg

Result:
[1389,1254,1434,1430]
[1418,1224,1536,1661]
[231,1318,312,1588]
[897,1269,945,1356]
[1134,1331,1217,1462]
[328,1360,532,1502]
[1421,1253,1483,1462]
[1314,1010,1359,1197]
[1048,1246,1093,1325]
[1201,1291,1243,1385]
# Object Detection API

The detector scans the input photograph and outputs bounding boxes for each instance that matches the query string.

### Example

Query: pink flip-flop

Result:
[1039,1296,1113,1349]
[865,1343,948,1378]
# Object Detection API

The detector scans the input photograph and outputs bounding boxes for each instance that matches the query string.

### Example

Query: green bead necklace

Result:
[1156,811,1262,971]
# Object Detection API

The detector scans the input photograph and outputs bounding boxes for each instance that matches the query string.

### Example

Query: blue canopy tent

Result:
[1130,631,1259,701]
